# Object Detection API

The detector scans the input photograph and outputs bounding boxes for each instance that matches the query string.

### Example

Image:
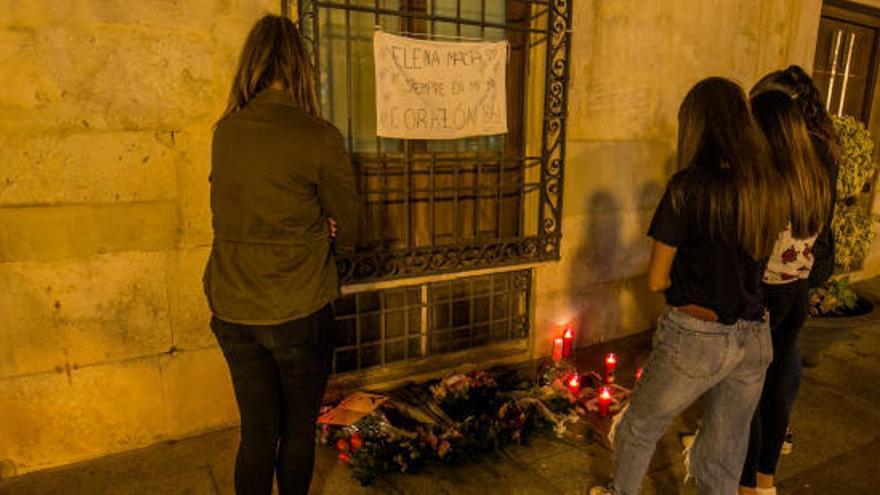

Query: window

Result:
[813,1,880,122]
[298,0,572,284]
[331,269,530,374]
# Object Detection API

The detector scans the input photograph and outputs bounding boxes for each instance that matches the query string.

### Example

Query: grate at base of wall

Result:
[331,269,530,373]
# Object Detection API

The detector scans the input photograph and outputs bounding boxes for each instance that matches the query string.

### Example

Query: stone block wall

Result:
[7,0,877,479]
[0,0,277,476]
[532,0,825,355]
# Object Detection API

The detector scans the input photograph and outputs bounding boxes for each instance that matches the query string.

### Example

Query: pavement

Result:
[3,280,880,494]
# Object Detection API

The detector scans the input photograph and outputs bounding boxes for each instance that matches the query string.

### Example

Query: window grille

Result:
[297,0,572,284]
[332,269,530,373]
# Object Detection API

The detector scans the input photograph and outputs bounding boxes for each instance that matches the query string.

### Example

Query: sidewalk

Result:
[3,281,880,494]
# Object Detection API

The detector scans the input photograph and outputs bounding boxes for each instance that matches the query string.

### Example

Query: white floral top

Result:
[764,224,817,285]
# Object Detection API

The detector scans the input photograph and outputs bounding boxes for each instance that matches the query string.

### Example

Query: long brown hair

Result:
[674,77,788,259]
[751,65,839,171]
[751,90,830,238]
[218,14,319,123]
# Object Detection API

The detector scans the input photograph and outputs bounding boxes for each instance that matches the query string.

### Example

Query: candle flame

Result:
[563,327,573,339]
[569,374,580,386]
[554,337,563,344]
[606,353,617,364]
[600,387,612,399]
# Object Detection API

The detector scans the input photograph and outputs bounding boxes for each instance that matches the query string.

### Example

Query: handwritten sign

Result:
[374,31,508,139]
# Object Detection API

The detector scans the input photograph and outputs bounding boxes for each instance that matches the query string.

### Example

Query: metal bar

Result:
[314,1,550,34]
[838,32,856,117]
[345,0,354,151]
[355,294,362,369]
[380,291,387,365]
[421,284,429,356]
[495,151,503,238]
[430,152,436,245]
[474,152,481,239]
[827,30,844,111]
[312,0,323,117]
[405,140,413,247]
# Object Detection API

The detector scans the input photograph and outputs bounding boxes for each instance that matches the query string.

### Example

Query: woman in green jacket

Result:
[204,14,360,495]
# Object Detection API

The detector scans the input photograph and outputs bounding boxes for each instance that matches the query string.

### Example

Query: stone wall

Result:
[0,0,277,476]
[5,0,877,479]
[532,0,824,355]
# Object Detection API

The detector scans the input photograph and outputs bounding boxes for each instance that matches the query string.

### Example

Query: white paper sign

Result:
[373,31,508,139]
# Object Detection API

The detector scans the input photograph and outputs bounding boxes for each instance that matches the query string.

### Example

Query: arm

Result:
[318,129,361,252]
[647,240,676,292]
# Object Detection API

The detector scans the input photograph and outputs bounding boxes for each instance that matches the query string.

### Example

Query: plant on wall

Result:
[811,115,878,316]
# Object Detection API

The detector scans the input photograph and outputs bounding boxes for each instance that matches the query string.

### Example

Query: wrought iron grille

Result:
[331,269,530,373]
[297,0,571,284]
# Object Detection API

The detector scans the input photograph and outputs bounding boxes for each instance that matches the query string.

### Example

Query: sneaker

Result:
[588,487,613,495]
[781,428,794,455]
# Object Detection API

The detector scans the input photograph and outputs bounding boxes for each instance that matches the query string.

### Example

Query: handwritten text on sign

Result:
[374,31,508,139]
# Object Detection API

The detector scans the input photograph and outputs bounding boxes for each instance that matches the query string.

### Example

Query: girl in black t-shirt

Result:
[590,78,785,495]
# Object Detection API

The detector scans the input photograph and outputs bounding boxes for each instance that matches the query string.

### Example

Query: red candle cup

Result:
[562,327,574,358]
[567,373,581,397]
[598,386,613,417]
[552,338,564,362]
[605,353,617,384]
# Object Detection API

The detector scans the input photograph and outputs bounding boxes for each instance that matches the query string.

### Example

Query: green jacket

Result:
[203,89,360,325]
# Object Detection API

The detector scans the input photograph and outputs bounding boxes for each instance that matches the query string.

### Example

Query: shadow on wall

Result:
[567,163,674,344]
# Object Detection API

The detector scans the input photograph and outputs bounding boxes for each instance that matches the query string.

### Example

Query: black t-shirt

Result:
[647,169,765,324]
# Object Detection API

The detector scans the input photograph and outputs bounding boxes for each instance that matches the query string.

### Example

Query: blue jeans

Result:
[610,308,772,495]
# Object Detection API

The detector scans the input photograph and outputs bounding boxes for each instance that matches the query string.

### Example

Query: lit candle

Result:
[605,353,617,384]
[567,373,581,397]
[552,338,564,362]
[635,367,643,382]
[562,327,574,358]
[598,386,613,417]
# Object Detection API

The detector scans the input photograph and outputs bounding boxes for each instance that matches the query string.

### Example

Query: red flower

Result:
[336,438,349,452]
[338,452,351,463]
[350,433,363,452]
[781,246,797,263]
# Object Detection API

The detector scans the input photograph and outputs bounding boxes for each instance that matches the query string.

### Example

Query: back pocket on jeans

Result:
[661,323,729,380]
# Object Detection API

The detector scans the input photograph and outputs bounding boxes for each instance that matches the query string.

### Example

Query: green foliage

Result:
[832,203,880,272]
[829,116,879,272]
[809,276,858,317]
[832,115,876,199]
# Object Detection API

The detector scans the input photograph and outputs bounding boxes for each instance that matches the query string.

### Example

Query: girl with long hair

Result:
[590,77,786,495]
[738,88,833,495]
[204,14,360,495]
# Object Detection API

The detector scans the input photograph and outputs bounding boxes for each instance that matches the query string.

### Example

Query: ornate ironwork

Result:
[295,0,572,285]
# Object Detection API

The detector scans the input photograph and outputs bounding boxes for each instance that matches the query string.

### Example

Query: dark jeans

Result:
[740,281,808,487]
[211,305,334,495]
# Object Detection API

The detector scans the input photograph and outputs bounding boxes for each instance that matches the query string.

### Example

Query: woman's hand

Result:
[328,218,338,239]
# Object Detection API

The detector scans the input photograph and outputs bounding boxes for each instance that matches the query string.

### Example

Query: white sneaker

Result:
[680,433,695,449]
[781,428,794,455]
